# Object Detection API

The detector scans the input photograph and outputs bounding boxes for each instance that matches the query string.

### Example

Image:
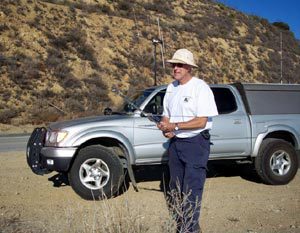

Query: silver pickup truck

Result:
[26,83,300,200]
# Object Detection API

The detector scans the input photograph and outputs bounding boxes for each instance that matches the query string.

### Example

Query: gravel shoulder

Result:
[0,152,299,233]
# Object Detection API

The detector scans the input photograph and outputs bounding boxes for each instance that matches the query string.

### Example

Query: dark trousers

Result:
[168,132,210,233]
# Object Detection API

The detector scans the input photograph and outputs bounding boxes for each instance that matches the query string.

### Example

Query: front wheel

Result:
[69,145,124,200]
[255,139,299,185]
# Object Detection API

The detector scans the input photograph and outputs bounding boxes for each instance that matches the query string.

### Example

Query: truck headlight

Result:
[47,130,68,144]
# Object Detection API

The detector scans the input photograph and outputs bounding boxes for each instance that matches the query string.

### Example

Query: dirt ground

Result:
[0,151,299,233]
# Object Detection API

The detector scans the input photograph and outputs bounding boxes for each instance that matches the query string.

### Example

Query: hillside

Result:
[1,0,300,127]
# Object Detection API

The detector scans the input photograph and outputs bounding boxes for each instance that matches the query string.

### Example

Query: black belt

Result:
[173,130,210,140]
[201,130,210,140]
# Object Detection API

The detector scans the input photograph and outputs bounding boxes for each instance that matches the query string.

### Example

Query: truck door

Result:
[133,90,169,164]
[210,87,252,158]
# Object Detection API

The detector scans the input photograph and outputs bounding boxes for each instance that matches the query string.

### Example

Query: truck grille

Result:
[26,127,49,175]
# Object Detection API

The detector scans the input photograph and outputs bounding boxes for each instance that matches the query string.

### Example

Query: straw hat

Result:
[166,48,198,68]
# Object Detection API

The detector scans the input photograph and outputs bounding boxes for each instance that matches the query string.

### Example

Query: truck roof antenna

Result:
[151,18,165,86]
[152,37,162,86]
[157,18,165,71]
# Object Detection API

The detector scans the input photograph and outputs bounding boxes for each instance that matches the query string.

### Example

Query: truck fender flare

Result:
[252,125,300,157]
[71,130,136,165]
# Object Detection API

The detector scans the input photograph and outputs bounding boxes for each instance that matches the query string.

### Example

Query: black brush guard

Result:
[26,127,50,175]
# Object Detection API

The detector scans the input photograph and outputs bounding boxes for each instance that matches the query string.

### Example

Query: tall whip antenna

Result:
[157,18,166,71]
[280,31,283,83]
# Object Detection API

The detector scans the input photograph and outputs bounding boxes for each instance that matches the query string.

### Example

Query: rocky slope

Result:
[1,0,300,126]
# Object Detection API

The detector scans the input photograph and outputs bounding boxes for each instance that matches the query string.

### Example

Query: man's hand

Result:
[157,121,175,132]
[163,131,175,138]
[157,120,176,139]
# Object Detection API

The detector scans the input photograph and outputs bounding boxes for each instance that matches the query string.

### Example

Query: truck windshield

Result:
[122,88,155,113]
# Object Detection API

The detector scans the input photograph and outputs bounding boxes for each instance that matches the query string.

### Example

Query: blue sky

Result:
[216,0,300,39]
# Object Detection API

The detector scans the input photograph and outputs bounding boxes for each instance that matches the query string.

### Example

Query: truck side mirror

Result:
[144,103,158,114]
[104,107,112,115]
[124,103,135,112]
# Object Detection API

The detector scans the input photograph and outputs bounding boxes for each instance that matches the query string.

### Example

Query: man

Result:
[157,48,218,233]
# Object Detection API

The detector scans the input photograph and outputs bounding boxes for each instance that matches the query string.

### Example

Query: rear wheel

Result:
[69,145,124,200]
[255,139,298,185]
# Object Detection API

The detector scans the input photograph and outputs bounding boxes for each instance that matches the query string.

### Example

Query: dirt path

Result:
[0,152,299,233]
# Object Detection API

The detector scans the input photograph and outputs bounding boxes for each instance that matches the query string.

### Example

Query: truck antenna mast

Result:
[280,31,283,84]
[152,38,162,86]
[151,18,165,86]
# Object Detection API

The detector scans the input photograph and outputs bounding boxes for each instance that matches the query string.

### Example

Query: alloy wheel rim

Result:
[79,158,110,190]
[269,150,291,176]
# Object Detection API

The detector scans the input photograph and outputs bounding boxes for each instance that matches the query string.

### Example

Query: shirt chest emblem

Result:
[183,96,192,103]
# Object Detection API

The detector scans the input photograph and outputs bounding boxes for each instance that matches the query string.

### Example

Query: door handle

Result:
[234,119,242,124]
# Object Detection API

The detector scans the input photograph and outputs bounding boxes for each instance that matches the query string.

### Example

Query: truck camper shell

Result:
[232,83,300,115]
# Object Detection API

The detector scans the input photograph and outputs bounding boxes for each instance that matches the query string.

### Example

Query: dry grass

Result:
[32,178,201,233]
[39,192,176,233]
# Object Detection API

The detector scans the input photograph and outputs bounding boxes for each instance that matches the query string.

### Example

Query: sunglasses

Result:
[171,63,185,68]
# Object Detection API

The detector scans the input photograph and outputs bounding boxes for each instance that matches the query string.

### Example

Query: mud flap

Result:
[119,144,139,192]
[26,127,50,175]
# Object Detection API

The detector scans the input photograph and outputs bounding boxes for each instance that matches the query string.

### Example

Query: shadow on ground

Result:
[133,161,262,193]
[47,161,262,193]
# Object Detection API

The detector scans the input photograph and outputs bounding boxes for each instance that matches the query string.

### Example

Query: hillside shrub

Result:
[117,1,131,11]
[99,25,111,38]
[0,109,18,124]
[43,0,112,15]
[239,44,248,53]
[272,22,290,31]
[0,23,9,32]
[46,48,73,80]
[1,90,11,102]
[83,75,110,106]
[40,89,56,99]
[0,6,12,16]
[16,5,29,16]
[7,54,41,88]
[1,0,21,6]
[142,1,174,17]
[245,63,254,73]
[65,98,84,112]
[112,57,128,70]
[30,106,61,124]
[55,64,72,80]
[83,74,107,89]
[128,49,152,69]
[0,42,5,52]
[62,75,82,89]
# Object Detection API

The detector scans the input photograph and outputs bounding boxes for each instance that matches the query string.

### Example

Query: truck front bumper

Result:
[26,127,77,175]
[40,147,77,172]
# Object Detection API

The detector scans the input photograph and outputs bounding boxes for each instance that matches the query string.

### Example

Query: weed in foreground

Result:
[40,178,202,233]
[165,182,202,233]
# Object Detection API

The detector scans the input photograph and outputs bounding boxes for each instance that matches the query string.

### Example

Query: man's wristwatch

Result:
[174,123,179,131]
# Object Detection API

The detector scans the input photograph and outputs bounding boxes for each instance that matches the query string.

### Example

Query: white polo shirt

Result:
[163,77,218,138]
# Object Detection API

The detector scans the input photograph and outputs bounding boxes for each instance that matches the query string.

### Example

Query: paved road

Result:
[0,134,30,152]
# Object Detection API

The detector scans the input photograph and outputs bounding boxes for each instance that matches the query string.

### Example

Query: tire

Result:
[69,145,124,200]
[255,138,299,185]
